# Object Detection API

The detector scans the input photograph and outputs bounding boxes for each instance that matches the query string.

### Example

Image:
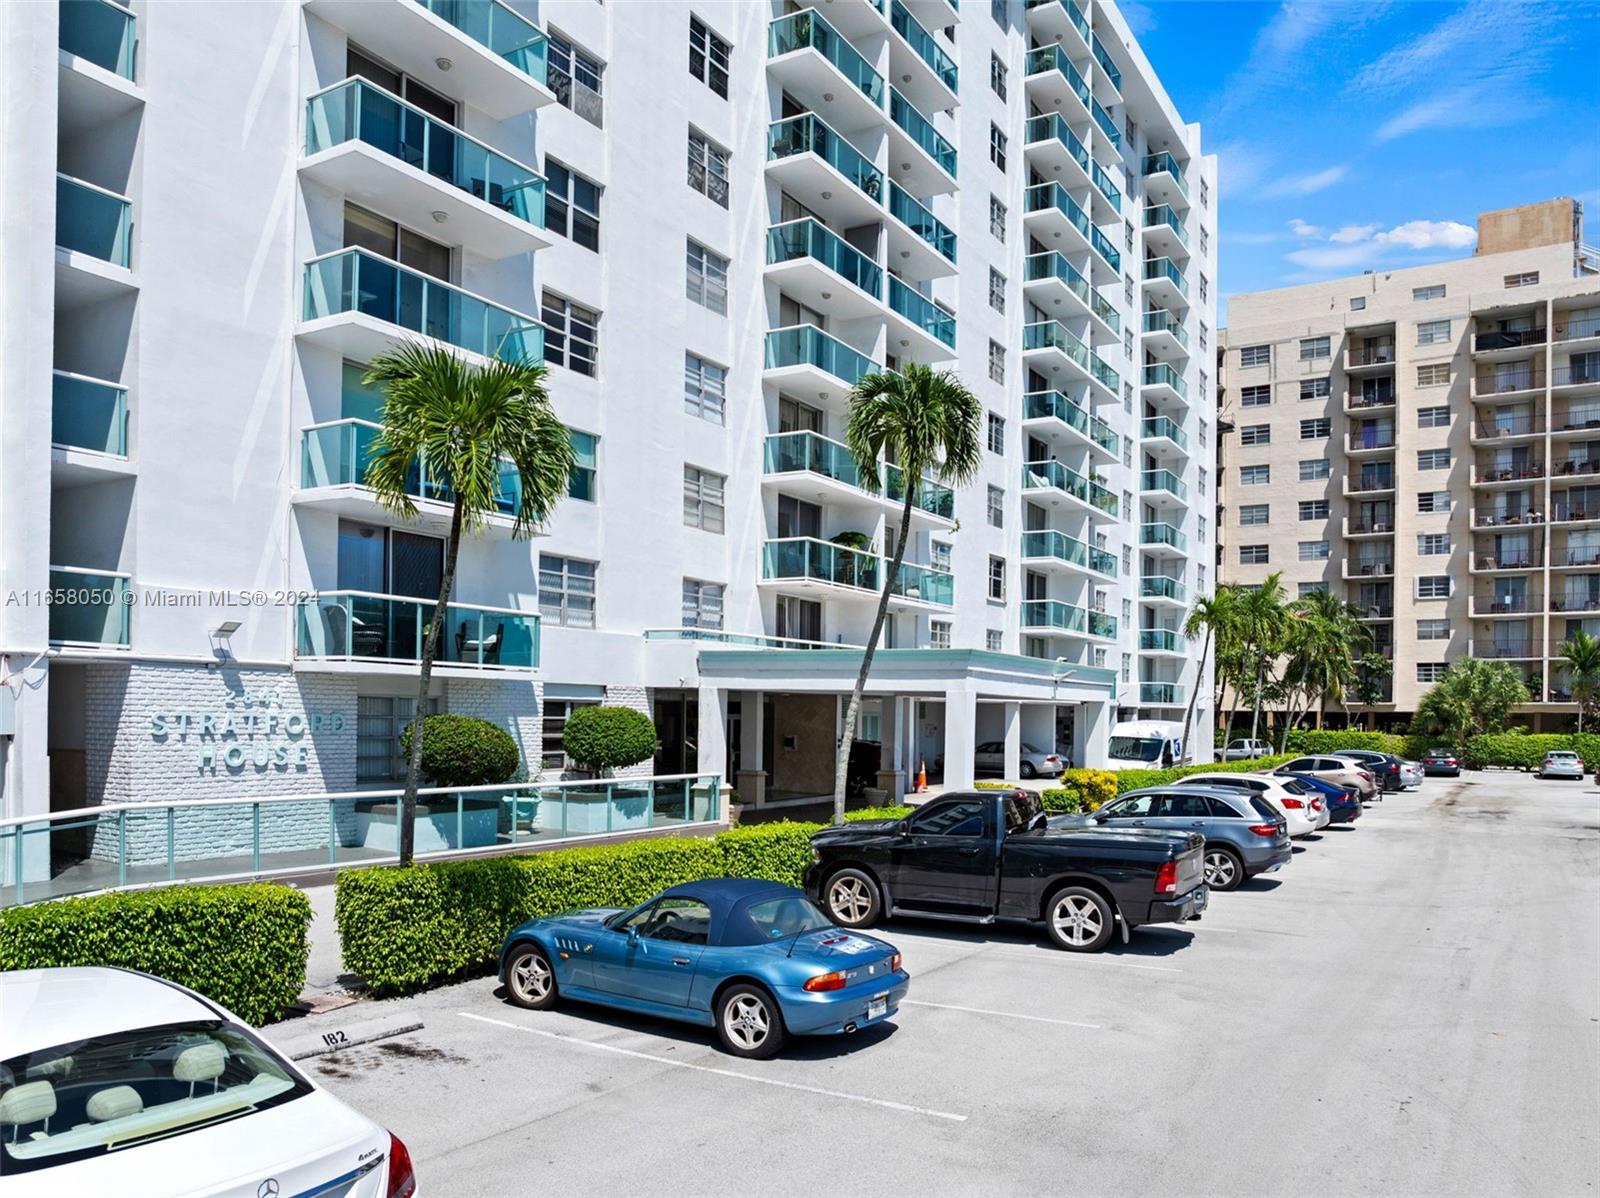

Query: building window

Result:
[1299,500,1329,520]
[990,52,1007,98]
[1300,377,1331,401]
[1418,533,1450,555]
[1300,459,1330,481]
[1240,424,1270,447]
[1200,178,1209,207]
[1417,662,1447,683]
[1418,491,1451,513]
[988,339,1005,384]
[684,353,727,423]
[930,620,952,649]
[1200,228,1209,255]
[539,555,597,628]
[989,194,1007,241]
[1124,218,1134,251]
[1239,503,1270,526]
[1121,653,1131,684]
[1417,448,1450,470]
[1199,274,1209,303]
[1418,405,1450,428]
[987,484,1004,527]
[1122,437,1133,468]
[931,540,952,571]
[1350,296,1367,311]
[1299,335,1331,360]
[683,465,726,532]
[1239,344,1270,368]
[357,695,437,783]
[1417,576,1451,599]
[987,412,1005,454]
[1199,419,1209,448]
[682,578,724,628]
[687,130,730,207]
[1199,371,1209,401]
[989,124,1007,171]
[1239,544,1270,565]
[1124,274,1134,306]
[1240,384,1271,408]
[988,267,1006,313]
[1199,322,1208,352]
[1301,418,1330,440]
[1417,363,1450,386]
[1412,284,1446,302]
[988,556,1006,601]
[689,16,730,98]
[1199,515,1208,540]
[548,33,605,124]
[1123,327,1134,358]
[545,159,600,251]
[1418,618,1450,640]
[686,239,729,314]
[1298,582,1327,597]
[1298,540,1330,561]
[1123,381,1133,412]
[567,430,598,500]
[1241,464,1269,486]
[1505,271,1540,288]
[541,698,601,770]
[1417,319,1451,346]
[541,291,599,376]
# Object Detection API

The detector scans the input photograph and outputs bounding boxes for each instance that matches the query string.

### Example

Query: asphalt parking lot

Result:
[274,771,1600,1197]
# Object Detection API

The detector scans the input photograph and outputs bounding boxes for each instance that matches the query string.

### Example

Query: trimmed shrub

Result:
[1460,731,1600,771]
[1038,787,1084,813]
[400,713,519,787]
[973,780,1019,789]
[844,805,913,822]
[1111,755,1299,794]
[0,884,310,1026]
[716,822,817,889]
[561,706,658,772]
[1060,768,1118,809]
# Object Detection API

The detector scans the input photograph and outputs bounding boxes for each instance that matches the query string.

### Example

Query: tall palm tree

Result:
[1180,588,1236,763]
[363,342,574,866]
[1236,572,1290,745]
[1286,588,1372,731]
[833,364,982,825]
[1558,628,1600,732]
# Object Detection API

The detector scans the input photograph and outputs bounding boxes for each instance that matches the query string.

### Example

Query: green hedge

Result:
[1461,732,1600,771]
[1282,729,1437,759]
[0,884,311,1026]
[1111,755,1299,794]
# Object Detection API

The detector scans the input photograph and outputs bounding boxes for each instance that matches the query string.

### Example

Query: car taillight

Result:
[1155,860,1177,895]
[1311,798,1324,811]
[1248,823,1280,837]
[1282,797,1304,809]
[890,952,903,973]
[803,970,849,992]
[1579,760,1586,768]
[386,1132,416,1198]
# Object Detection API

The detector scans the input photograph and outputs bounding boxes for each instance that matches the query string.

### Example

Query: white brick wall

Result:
[604,685,655,780]
[444,677,541,781]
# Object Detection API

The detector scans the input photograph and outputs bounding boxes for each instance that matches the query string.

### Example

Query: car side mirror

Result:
[626,926,640,945]
[895,820,911,838]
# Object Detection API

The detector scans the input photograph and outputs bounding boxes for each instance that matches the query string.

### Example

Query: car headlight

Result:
[810,847,822,864]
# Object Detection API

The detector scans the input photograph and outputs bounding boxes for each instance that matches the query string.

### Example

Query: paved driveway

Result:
[273,772,1600,1197]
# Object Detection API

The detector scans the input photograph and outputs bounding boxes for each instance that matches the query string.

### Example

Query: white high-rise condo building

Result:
[0,0,1215,861]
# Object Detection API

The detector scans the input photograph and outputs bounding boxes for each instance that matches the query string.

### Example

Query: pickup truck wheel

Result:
[825,868,882,928]
[1044,887,1114,952]
[1203,847,1244,891]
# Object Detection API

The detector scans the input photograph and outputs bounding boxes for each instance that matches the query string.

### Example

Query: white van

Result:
[1107,720,1188,770]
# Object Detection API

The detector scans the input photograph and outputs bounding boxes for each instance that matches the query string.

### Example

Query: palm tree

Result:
[833,364,982,824]
[363,342,574,866]
[1558,629,1600,732]
[1236,572,1291,745]
[1285,589,1371,733]
[1412,658,1528,747]
[1179,589,1236,763]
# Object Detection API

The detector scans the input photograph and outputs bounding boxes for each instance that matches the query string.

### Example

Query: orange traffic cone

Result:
[915,759,927,793]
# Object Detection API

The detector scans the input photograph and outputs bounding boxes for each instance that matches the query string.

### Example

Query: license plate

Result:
[867,994,888,1019]
[1191,888,1208,913]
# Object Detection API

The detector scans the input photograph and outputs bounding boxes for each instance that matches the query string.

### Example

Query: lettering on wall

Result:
[149,687,347,776]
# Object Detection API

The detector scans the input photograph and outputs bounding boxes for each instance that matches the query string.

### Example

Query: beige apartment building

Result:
[1219,199,1600,728]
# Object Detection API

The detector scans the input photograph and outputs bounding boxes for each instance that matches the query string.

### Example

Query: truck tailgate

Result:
[1176,840,1206,895]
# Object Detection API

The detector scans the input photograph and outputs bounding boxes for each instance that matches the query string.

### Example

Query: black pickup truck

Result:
[803,789,1208,952]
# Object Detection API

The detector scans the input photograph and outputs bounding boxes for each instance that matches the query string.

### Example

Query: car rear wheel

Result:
[1203,846,1245,892]
[824,868,882,928]
[716,984,789,1059]
[1020,760,1037,779]
[1044,886,1115,953]
[503,943,558,1010]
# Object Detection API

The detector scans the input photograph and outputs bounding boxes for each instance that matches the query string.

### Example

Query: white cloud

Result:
[1288,218,1322,238]
[1216,1,1395,118]
[1285,243,1385,272]
[1263,165,1348,198]
[1213,140,1272,199]
[1330,223,1380,244]
[1376,220,1476,250]
[1281,217,1477,274]
[1350,1,1502,93]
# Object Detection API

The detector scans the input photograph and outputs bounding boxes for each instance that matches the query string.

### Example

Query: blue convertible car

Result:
[497,878,910,1058]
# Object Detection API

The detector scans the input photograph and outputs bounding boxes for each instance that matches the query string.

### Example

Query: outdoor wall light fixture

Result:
[431,210,448,224]
[435,57,452,71]
[209,621,241,661]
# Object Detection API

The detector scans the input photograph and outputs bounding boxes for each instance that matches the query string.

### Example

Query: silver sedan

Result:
[1539,751,1585,780]
[1399,760,1425,789]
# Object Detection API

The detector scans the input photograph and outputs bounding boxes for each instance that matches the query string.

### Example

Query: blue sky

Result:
[1123,0,1600,319]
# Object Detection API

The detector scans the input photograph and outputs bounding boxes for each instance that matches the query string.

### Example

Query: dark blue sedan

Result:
[497,879,909,1059]
[1281,773,1362,824]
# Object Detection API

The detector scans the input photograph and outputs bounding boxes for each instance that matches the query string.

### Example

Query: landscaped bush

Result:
[0,884,310,1025]
[973,780,1018,789]
[1283,729,1399,756]
[1038,787,1085,813]
[400,713,519,787]
[1460,731,1600,771]
[844,805,913,822]
[716,822,817,888]
[1110,755,1299,794]
[560,706,659,773]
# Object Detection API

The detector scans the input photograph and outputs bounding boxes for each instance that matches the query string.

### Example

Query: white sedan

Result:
[0,967,416,1198]
[1175,772,1321,838]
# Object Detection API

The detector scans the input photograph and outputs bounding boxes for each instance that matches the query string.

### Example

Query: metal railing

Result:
[644,629,865,650]
[52,370,128,457]
[1476,414,1541,436]
[1347,390,1396,409]
[0,773,720,907]
[294,591,539,667]
[1474,367,1545,395]
[889,88,957,177]
[1474,460,1545,482]
[1555,315,1600,342]
[1348,345,1395,367]
[1554,362,1600,388]
[1349,430,1397,451]
[1473,327,1546,351]
[1472,594,1541,614]
[768,9,885,107]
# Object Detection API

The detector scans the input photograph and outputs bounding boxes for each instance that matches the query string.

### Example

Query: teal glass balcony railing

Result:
[1141,575,1187,602]
[1026,182,1119,271]
[1022,390,1118,456]
[768,113,884,202]
[302,248,544,362]
[1140,629,1184,653]
[764,325,880,387]
[1140,682,1184,705]
[1141,308,1189,347]
[890,1,958,93]
[1024,318,1091,371]
[1020,529,1117,577]
[1089,477,1118,514]
[60,0,137,79]
[1143,151,1189,196]
[1091,99,1119,148]
[889,89,957,178]
[1141,468,1187,499]
[1025,113,1090,173]
[1024,459,1117,516]
[762,537,880,592]
[1021,599,1087,634]
[56,175,131,267]
[301,419,521,513]
[1089,611,1117,639]
[52,371,127,456]
[767,218,883,298]
[1090,32,1121,93]
[1141,522,1187,551]
[768,9,885,108]
[763,430,868,490]
[1141,416,1188,450]
[1025,0,1089,40]
[891,560,954,606]
[1024,251,1120,333]
[889,183,956,264]
[888,277,956,348]
[296,591,538,668]
[1142,362,1188,397]
[1144,204,1187,245]
[886,463,956,519]
[416,0,549,83]
[1091,161,1122,211]
[1089,225,1121,272]
[48,568,131,646]
[306,78,545,226]
[1090,354,1118,394]
[1025,44,1090,110]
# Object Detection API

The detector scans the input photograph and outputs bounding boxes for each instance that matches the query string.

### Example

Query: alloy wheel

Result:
[510,951,552,1003]
[724,994,771,1051]
[829,876,872,923]
[1204,850,1238,888]
[1051,894,1104,947]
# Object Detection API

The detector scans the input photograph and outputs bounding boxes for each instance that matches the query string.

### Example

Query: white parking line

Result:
[902,1000,1101,1029]
[458,1011,968,1123]
[976,948,1184,974]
